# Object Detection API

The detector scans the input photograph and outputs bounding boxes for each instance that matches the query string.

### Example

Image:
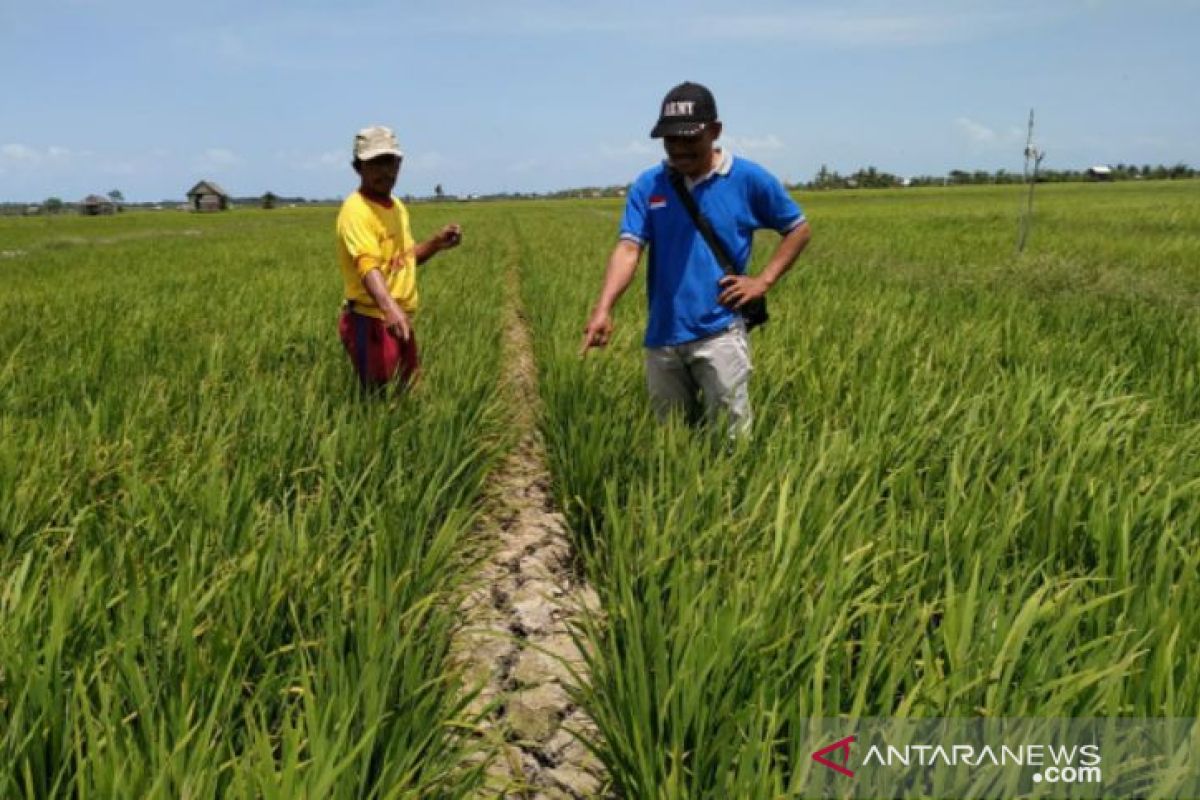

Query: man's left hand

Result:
[717,274,768,309]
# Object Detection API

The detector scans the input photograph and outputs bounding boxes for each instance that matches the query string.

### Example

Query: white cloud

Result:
[1,144,40,163]
[1133,135,1169,149]
[724,134,785,153]
[601,140,656,159]
[312,150,343,168]
[93,148,167,177]
[153,0,1045,50]
[407,151,450,172]
[955,118,1028,150]
[276,147,455,176]
[703,8,1044,46]
[176,26,333,72]
[98,160,139,176]
[194,148,241,172]
[0,143,79,183]
[1,144,74,166]
[955,117,997,144]
[205,148,239,165]
[415,4,1036,47]
[507,158,542,173]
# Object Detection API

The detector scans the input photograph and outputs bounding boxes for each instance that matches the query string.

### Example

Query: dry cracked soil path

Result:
[450,260,609,799]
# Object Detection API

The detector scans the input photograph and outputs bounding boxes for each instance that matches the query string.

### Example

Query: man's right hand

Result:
[579,310,614,356]
[383,307,412,343]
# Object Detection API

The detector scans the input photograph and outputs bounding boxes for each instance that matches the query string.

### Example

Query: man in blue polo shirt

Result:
[580,81,812,436]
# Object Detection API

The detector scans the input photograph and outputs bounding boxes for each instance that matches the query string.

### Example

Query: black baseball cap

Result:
[650,81,719,138]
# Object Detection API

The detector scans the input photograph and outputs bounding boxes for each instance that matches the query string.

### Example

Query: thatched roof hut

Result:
[81,195,116,215]
[186,180,230,212]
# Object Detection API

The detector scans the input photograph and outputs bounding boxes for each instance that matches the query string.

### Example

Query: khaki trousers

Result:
[645,320,753,437]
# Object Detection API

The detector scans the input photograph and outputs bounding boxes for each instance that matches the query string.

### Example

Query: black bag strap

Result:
[666,167,738,276]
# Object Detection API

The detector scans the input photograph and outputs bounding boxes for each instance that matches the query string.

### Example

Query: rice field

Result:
[2,179,1199,797]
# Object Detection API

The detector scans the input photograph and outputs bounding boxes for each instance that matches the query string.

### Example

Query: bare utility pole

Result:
[1017,108,1045,253]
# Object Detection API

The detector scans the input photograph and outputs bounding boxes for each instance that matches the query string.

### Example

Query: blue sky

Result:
[2,0,1198,202]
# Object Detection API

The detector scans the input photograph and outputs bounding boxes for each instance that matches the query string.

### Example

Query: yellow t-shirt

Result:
[336,191,418,317]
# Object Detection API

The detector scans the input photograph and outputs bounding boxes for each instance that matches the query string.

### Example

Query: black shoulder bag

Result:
[666,168,769,331]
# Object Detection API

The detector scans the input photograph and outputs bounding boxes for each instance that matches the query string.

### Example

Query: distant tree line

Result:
[6,162,1198,216]
[803,162,1197,190]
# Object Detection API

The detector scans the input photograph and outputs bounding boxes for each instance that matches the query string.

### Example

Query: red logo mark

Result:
[812,735,856,778]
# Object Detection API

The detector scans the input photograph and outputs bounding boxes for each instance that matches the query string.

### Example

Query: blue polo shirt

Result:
[619,151,804,347]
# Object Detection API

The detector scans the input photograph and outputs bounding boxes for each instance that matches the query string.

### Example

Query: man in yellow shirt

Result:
[336,125,463,389]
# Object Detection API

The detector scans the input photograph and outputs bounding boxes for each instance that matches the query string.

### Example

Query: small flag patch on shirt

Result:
[649,195,667,210]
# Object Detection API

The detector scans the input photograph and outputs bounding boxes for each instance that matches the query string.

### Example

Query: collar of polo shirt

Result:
[675,147,733,190]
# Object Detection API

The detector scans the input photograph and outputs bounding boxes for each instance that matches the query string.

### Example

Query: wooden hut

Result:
[81,195,116,215]
[186,180,231,212]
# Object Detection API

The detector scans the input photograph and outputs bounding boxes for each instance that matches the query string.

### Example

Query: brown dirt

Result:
[450,265,608,799]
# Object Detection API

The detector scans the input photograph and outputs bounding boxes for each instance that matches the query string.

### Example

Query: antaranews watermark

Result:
[802,718,1197,798]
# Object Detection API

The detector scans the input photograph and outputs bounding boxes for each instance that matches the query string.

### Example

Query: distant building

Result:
[1086,165,1114,181]
[23,205,41,216]
[186,180,231,211]
[81,195,116,215]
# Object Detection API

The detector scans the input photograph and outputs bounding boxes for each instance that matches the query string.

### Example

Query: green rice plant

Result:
[0,206,515,797]
[520,182,1200,797]
[4,181,1199,798]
